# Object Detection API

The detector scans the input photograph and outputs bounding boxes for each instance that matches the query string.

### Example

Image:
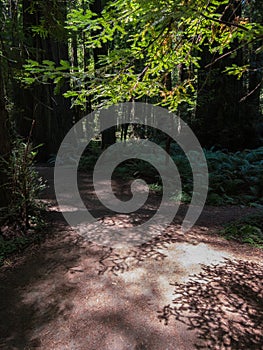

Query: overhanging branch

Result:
[201,13,249,32]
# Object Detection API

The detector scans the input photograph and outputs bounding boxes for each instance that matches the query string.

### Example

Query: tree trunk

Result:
[194,0,253,151]
[246,0,263,145]
[14,0,73,160]
[0,62,11,208]
[90,0,116,149]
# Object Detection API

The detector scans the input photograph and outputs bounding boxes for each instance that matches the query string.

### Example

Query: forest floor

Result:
[0,166,262,350]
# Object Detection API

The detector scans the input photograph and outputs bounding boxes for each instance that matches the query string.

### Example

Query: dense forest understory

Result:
[0,0,263,349]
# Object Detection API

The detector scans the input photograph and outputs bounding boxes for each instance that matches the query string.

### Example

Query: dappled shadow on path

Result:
[98,226,189,275]
[3,166,258,348]
[0,227,197,349]
[158,259,263,349]
[38,165,262,250]
[0,229,91,349]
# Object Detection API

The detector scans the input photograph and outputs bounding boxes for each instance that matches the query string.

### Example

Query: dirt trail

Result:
[0,166,262,350]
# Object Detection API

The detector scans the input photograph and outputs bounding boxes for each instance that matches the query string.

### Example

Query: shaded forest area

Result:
[0,2,263,350]
[1,0,262,228]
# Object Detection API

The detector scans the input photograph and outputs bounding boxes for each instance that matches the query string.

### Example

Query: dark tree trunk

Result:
[0,63,11,208]
[246,0,263,145]
[10,0,34,139]
[194,1,254,151]
[14,0,73,160]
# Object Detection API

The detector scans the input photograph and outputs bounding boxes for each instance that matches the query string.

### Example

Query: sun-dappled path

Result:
[0,166,262,350]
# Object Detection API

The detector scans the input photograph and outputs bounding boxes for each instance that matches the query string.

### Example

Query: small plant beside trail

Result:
[0,137,46,265]
[220,214,263,249]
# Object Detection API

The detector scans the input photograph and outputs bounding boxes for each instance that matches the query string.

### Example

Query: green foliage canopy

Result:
[21,0,263,110]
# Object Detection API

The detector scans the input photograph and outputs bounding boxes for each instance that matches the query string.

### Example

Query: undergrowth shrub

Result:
[73,139,263,206]
[0,139,46,264]
[0,232,42,264]
[205,147,263,205]
[2,139,46,229]
[220,214,263,248]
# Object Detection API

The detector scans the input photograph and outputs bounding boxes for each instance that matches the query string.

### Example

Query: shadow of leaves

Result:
[158,259,263,349]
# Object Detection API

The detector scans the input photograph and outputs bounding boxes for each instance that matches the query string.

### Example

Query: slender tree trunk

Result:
[164,72,172,163]
[0,62,11,208]
[90,0,116,149]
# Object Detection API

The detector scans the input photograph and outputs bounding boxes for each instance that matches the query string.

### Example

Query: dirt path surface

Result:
[0,166,262,350]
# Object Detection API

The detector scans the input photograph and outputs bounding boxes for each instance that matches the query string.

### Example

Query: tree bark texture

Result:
[194,0,257,150]
[14,0,73,160]
[0,63,11,208]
